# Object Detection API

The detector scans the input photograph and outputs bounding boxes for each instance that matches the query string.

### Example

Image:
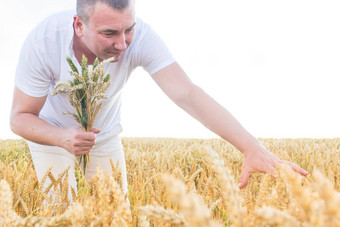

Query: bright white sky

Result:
[1,0,339,139]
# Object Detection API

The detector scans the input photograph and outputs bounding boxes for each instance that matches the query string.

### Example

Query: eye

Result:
[103,33,114,37]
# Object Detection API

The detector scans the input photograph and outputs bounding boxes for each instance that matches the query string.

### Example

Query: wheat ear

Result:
[205,148,246,227]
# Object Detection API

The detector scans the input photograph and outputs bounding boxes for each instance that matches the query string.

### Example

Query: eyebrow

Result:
[128,22,137,30]
[101,22,136,33]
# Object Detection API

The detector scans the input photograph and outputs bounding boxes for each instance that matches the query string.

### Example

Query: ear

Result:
[73,15,84,37]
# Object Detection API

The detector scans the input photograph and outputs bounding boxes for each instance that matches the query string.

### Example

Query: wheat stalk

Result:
[205,148,246,227]
[51,55,114,173]
[254,206,300,227]
[312,169,340,226]
[1,137,340,226]
[138,205,186,226]
[162,174,221,227]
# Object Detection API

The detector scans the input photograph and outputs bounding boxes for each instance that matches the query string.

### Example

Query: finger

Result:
[76,141,95,149]
[267,166,277,178]
[79,131,96,141]
[91,127,101,134]
[239,169,251,189]
[74,144,94,155]
[289,163,309,176]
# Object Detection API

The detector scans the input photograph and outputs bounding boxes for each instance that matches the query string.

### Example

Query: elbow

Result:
[10,115,17,135]
[10,111,21,136]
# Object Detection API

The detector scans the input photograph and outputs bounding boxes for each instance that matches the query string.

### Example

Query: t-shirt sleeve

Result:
[132,22,175,75]
[14,36,51,97]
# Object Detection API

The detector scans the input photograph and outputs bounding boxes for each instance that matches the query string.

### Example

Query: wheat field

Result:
[0,137,339,226]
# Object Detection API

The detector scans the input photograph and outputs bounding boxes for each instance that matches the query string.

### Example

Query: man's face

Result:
[80,2,136,61]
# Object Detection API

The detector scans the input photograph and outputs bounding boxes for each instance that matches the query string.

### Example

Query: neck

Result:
[72,31,97,65]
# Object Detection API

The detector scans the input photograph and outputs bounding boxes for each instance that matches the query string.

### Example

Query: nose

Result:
[113,33,127,51]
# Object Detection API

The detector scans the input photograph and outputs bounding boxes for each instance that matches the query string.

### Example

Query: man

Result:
[10,0,308,197]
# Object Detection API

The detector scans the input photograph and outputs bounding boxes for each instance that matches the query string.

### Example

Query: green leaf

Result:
[80,103,87,129]
[104,74,111,83]
[66,57,79,74]
[93,58,99,69]
[93,72,99,83]
[73,78,79,85]
[76,89,85,101]
[76,107,82,119]
[81,55,88,81]
[83,156,87,172]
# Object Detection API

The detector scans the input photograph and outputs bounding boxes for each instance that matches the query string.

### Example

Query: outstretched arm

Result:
[152,62,308,188]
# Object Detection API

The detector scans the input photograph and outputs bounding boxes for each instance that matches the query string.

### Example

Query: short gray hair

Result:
[77,0,131,23]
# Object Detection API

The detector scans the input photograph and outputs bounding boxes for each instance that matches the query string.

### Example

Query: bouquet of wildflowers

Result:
[52,55,114,172]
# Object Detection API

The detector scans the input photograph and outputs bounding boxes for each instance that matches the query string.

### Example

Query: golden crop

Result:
[0,137,339,226]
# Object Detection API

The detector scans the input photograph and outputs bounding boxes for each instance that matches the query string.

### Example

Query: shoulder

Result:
[125,18,175,74]
[129,18,162,50]
[17,10,75,81]
[28,10,75,43]
[133,18,151,41]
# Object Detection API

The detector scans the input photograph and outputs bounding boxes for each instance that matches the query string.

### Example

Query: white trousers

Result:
[28,133,128,202]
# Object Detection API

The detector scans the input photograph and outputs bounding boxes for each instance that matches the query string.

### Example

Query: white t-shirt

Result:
[15,10,175,138]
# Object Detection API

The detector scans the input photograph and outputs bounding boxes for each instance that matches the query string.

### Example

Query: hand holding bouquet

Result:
[52,55,114,173]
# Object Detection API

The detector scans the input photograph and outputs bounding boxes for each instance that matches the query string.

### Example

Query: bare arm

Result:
[152,62,308,188]
[10,87,99,156]
[152,62,262,153]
